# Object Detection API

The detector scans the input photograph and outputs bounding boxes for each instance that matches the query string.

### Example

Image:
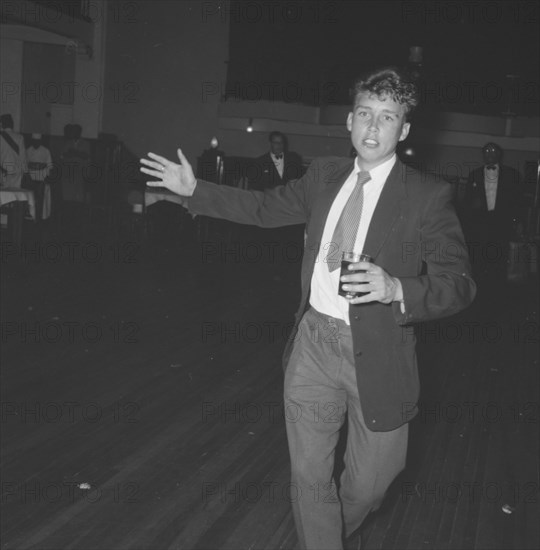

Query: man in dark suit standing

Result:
[141,67,476,550]
[250,131,305,283]
[462,142,524,282]
[251,131,304,190]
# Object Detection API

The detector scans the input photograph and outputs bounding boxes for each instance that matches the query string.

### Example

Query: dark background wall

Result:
[226,0,540,116]
[102,0,229,162]
[98,0,538,176]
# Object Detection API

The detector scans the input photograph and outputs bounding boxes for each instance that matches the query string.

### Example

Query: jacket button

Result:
[355,351,362,356]
[354,315,359,320]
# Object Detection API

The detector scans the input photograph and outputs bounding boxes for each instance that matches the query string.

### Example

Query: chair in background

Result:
[86,135,122,234]
[195,146,225,243]
[56,124,91,228]
[53,128,123,236]
[126,188,147,240]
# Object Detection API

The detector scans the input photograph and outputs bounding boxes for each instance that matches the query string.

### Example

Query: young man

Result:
[141,67,476,550]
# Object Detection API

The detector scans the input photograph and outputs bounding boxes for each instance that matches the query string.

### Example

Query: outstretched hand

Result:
[140,149,197,197]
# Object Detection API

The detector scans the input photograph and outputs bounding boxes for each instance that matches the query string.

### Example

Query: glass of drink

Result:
[338,252,373,299]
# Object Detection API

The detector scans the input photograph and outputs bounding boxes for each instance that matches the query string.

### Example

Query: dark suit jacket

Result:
[188,157,476,431]
[462,164,523,242]
[250,151,304,191]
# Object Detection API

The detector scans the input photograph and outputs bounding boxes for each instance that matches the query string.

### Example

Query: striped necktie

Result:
[327,170,371,272]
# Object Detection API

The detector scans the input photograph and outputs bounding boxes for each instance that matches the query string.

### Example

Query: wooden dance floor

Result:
[1,215,538,550]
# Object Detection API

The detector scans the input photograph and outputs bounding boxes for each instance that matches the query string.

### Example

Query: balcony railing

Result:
[30,0,93,22]
[1,0,94,52]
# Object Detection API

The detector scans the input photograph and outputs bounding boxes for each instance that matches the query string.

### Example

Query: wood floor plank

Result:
[1,221,538,550]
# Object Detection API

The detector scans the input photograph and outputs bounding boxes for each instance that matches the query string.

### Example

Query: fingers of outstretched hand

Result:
[140,158,163,174]
[140,167,162,184]
[147,152,169,165]
[177,148,189,165]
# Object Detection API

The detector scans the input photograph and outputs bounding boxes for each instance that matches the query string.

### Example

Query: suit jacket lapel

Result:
[480,167,490,210]
[363,159,407,260]
[305,160,355,254]
[306,158,408,259]
[268,153,282,182]
[299,157,405,316]
[495,166,510,207]
[299,159,354,312]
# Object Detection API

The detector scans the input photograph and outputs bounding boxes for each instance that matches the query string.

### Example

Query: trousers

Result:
[284,307,408,550]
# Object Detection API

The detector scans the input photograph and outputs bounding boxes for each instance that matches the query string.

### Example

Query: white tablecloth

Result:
[0,187,36,219]
[42,183,51,219]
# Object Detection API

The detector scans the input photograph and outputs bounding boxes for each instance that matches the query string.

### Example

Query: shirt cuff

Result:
[393,278,405,313]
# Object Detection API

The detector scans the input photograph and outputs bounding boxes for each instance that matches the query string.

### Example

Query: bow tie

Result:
[274,154,283,160]
[486,164,497,170]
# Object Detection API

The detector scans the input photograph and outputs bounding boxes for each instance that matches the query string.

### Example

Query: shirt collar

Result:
[353,154,396,182]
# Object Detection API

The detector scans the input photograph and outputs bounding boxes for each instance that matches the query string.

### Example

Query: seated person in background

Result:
[26,133,53,221]
[60,124,90,203]
[0,114,27,188]
[250,131,303,191]
[461,142,524,283]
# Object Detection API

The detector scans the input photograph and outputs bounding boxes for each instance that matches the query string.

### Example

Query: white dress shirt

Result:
[271,153,284,178]
[484,164,499,211]
[0,129,26,188]
[26,145,53,182]
[310,154,396,324]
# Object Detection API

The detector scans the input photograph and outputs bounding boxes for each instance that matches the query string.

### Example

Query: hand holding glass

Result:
[338,252,373,299]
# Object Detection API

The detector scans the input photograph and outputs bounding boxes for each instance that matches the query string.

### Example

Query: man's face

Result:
[482,146,500,166]
[347,91,410,171]
[270,136,284,156]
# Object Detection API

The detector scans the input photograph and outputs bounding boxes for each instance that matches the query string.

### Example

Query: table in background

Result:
[127,188,189,238]
[129,182,248,241]
[0,188,36,245]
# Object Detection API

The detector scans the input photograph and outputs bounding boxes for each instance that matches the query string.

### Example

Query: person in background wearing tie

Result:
[463,142,524,284]
[251,131,303,191]
[250,131,305,283]
[141,67,476,550]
